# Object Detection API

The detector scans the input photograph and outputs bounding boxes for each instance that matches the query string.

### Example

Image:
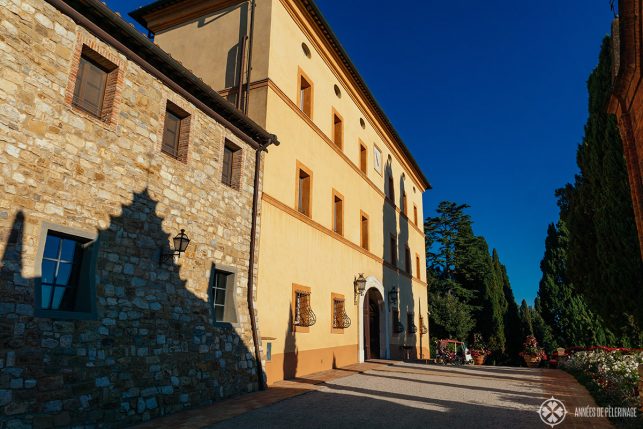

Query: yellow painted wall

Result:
[148,0,430,384]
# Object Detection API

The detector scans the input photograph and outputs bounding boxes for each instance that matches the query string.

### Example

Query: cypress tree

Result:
[519,299,533,338]
[559,38,643,345]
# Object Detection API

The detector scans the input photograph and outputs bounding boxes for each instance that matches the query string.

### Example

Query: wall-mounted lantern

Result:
[388,287,398,308]
[353,273,367,304]
[159,229,190,265]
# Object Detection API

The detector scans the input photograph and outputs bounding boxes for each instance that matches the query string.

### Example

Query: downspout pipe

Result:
[248,136,278,391]
[243,0,256,114]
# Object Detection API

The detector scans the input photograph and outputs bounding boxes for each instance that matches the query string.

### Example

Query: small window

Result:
[292,286,315,331]
[298,73,313,117]
[359,117,366,129]
[416,254,421,280]
[222,140,242,189]
[296,163,312,217]
[360,212,369,250]
[390,234,397,266]
[359,142,367,174]
[332,191,343,235]
[161,101,190,162]
[36,227,98,319]
[211,269,237,324]
[392,309,404,333]
[332,111,343,149]
[332,295,350,331]
[405,246,411,274]
[413,204,418,226]
[402,191,408,215]
[72,48,117,121]
[301,42,311,58]
[334,84,342,98]
[387,174,395,203]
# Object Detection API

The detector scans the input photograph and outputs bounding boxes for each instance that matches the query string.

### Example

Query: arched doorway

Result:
[358,276,390,362]
[363,288,383,360]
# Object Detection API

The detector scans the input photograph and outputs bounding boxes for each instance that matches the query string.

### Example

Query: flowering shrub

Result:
[519,335,547,360]
[560,349,643,409]
[470,333,491,357]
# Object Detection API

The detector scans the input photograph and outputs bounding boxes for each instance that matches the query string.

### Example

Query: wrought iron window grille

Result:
[294,291,316,327]
[332,299,351,329]
[407,312,417,334]
[393,309,405,334]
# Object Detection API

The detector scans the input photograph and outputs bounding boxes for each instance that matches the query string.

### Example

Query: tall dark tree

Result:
[556,38,643,345]
[426,201,520,357]
[536,221,615,347]
[519,299,533,338]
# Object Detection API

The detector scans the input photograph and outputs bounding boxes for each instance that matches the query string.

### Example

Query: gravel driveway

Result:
[210,362,551,429]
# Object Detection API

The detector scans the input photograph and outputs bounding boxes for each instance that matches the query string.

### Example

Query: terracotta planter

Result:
[524,355,541,368]
[473,355,486,365]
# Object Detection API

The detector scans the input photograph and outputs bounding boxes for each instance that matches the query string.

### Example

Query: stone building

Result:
[131,0,432,384]
[609,0,643,258]
[0,0,278,426]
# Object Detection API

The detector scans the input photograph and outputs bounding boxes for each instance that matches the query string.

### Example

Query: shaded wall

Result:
[0,0,263,426]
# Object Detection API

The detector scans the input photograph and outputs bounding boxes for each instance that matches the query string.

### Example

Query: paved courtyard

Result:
[135,361,612,429]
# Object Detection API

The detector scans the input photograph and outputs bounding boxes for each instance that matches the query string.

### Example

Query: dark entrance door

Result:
[363,289,380,359]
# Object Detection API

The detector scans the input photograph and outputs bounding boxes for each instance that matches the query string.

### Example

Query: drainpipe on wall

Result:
[248,137,278,390]
[243,0,256,114]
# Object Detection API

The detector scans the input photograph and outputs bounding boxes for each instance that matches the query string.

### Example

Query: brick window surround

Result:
[161,100,191,163]
[65,38,124,125]
[222,139,243,190]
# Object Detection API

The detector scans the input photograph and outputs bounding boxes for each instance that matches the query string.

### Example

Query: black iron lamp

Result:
[160,229,190,265]
[388,287,398,307]
[353,273,367,304]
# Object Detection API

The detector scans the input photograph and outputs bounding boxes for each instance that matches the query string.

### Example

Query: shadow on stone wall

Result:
[0,189,258,428]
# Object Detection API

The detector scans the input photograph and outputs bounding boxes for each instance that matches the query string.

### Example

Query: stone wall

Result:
[0,0,264,427]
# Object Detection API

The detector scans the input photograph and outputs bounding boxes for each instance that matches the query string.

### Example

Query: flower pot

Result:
[473,355,486,365]
[523,355,541,368]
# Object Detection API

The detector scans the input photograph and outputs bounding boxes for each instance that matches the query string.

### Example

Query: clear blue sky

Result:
[113,0,614,305]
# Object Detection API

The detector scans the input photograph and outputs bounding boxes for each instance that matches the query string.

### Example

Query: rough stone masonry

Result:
[0,0,267,427]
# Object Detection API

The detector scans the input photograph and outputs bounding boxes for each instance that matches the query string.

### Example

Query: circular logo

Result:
[539,396,567,427]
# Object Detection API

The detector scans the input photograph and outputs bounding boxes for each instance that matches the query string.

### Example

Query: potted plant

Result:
[470,333,491,365]
[519,335,546,367]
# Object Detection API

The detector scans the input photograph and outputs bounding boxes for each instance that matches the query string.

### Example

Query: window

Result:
[402,190,408,216]
[387,174,395,203]
[332,190,343,235]
[331,294,350,332]
[360,211,369,250]
[72,47,117,120]
[298,71,313,117]
[359,142,367,174]
[405,246,412,274]
[222,140,242,189]
[392,309,404,333]
[211,268,238,324]
[390,234,397,266]
[416,254,421,280]
[35,225,97,319]
[413,204,418,226]
[296,162,312,217]
[292,285,315,332]
[161,101,190,162]
[407,312,417,334]
[332,111,343,149]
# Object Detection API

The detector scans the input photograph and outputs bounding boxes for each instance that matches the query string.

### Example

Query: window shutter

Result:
[162,112,180,157]
[73,57,107,117]
[222,146,233,185]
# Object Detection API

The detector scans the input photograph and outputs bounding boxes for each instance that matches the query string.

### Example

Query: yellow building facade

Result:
[132,0,431,384]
